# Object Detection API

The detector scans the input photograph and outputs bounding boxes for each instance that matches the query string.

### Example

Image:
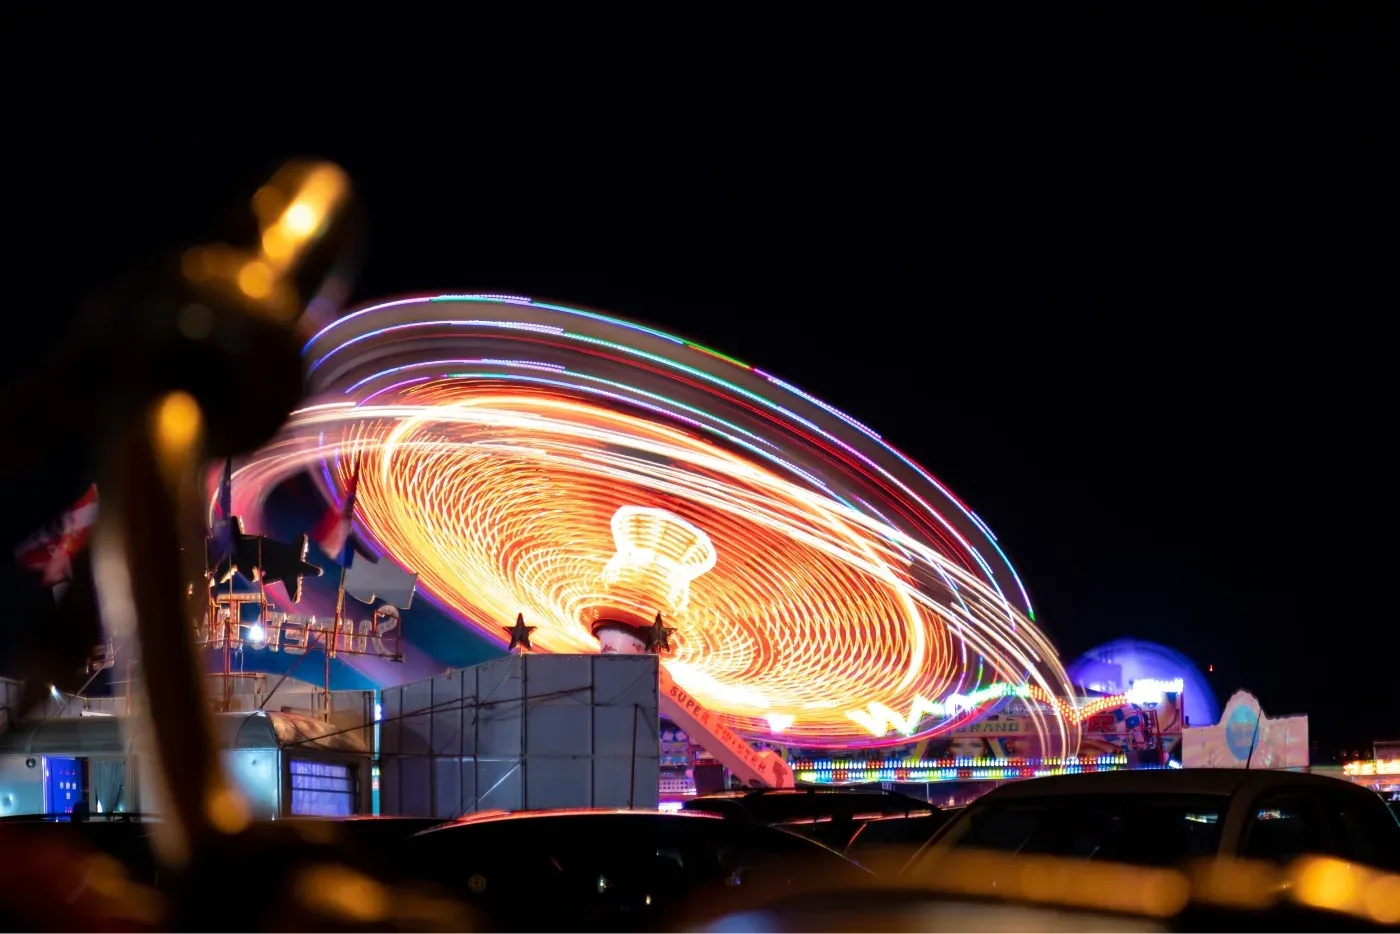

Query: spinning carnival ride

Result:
[228,294,1082,763]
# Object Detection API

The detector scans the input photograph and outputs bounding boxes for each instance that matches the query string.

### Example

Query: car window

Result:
[848,814,950,851]
[401,814,862,922]
[1238,792,1332,863]
[682,798,750,820]
[736,792,931,825]
[1319,790,1400,870]
[697,821,866,882]
[930,794,1228,867]
[744,823,864,866]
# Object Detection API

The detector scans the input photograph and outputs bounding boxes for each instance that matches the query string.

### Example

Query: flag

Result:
[245,533,323,603]
[206,526,323,603]
[311,457,418,609]
[208,458,235,568]
[344,556,418,609]
[311,458,360,563]
[16,485,99,589]
[202,457,320,602]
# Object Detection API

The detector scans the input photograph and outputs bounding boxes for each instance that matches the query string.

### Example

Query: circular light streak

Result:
[229,294,1078,750]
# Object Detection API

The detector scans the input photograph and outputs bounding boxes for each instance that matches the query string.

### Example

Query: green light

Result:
[687,342,750,369]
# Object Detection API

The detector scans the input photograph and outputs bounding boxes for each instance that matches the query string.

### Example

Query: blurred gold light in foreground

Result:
[180,160,351,322]
[296,864,389,923]
[1290,855,1400,924]
[204,783,251,836]
[151,391,203,480]
[1366,872,1400,925]
[1186,857,1282,910]
[913,849,1400,925]
[921,849,1191,919]
[255,162,350,272]
[236,259,275,300]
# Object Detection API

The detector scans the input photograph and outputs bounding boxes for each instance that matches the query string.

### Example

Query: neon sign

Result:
[194,592,401,659]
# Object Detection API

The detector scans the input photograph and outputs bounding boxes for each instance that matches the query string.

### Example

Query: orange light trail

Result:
[229,295,1080,750]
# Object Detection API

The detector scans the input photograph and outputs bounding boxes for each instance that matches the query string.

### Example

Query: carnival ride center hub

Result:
[229,295,1076,750]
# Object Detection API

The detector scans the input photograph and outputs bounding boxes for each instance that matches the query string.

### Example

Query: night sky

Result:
[2,50,1391,753]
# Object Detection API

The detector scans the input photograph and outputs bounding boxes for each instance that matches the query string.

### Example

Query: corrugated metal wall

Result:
[379,653,660,818]
[0,676,22,732]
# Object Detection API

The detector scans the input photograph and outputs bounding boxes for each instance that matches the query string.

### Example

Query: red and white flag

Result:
[311,458,360,562]
[15,485,99,587]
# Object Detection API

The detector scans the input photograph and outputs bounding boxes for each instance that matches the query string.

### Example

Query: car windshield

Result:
[715,792,933,825]
[936,793,1230,867]
[848,813,950,850]
[399,813,865,920]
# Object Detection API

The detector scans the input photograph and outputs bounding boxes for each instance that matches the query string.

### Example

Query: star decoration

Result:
[504,612,537,652]
[205,517,322,603]
[645,613,676,653]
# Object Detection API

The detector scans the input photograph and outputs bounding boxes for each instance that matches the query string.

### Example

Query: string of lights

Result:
[226,295,1080,750]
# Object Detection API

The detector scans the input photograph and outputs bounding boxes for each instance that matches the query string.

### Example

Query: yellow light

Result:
[255,164,349,273]
[1291,856,1366,915]
[151,391,202,478]
[260,225,294,264]
[295,864,389,922]
[1366,872,1400,925]
[204,783,250,835]
[283,201,318,236]
[1343,757,1400,776]
[1188,857,1282,911]
[236,260,275,300]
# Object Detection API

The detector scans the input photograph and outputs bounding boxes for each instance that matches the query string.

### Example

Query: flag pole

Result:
[224,569,234,711]
[326,561,347,722]
[205,531,216,715]
[325,455,360,722]
[255,534,270,712]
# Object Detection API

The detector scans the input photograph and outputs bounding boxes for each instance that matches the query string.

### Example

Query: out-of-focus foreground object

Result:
[0,159,467,931]
[695,849,1400,932]
[92,158,355,874]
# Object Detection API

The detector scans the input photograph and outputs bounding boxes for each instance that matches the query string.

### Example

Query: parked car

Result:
[685,786,934,822]
[395,808,870,930]
[906,768,1400,873]
[0,815,163,887]
[700,773,1400,933]
[838,809,959,875]
[683,787,940,851]
[263,815,448,847]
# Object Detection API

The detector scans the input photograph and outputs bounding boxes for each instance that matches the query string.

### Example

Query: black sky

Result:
[1,30,1392,750]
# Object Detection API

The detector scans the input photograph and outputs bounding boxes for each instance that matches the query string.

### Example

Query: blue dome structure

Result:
[1068,639,1219,727]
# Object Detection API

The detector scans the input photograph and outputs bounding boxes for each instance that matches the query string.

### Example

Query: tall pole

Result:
[325,456,358,722]
[255,536,270,713]
[222,574,233,711]
[326,561,347,722]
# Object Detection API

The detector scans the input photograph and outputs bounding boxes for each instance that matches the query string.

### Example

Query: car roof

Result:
[700,789,929,806]
[420,808,720,833]
[271,815,442,823]
[973,768,1368,801]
